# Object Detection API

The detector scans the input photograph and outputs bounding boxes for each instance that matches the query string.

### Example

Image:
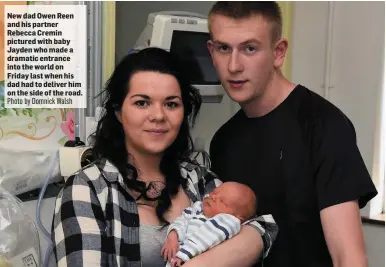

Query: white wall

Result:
[363,223,385,267]
[292,2,385,267]
[291,1,329,97]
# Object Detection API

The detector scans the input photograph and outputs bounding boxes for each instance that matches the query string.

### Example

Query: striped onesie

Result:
[165,201,241,266]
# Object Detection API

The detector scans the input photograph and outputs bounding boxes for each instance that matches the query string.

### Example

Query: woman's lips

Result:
[145,129,168,136]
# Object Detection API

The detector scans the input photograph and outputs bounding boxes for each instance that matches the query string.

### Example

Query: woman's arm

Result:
[182,225,263,267]
[51,175,107,267]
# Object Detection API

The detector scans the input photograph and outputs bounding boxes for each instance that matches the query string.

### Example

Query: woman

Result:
[51,47,278,267]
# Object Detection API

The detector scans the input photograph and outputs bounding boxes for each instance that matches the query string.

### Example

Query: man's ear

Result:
[115,110,122,123]
[207,40,215,65]
[207,40,214,55]
[273,38,288,69]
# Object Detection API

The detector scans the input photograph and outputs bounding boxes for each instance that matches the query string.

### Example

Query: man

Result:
[207,2,378,267]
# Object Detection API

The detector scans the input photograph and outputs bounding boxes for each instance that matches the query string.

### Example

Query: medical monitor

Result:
[134,11,223,103]
[170,30,218,85]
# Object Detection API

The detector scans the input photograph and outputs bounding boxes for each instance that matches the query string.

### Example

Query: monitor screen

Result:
[170,30,220,85]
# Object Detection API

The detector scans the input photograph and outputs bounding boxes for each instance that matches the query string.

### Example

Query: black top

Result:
[209,85,378,267]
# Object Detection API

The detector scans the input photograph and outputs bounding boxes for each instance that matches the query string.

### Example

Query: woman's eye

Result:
[165,102,179,109]
[135,100,149,107]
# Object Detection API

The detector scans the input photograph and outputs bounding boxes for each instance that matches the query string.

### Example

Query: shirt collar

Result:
[97,158,128,185]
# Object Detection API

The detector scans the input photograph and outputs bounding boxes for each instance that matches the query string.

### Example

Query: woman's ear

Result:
[115,111,122,123]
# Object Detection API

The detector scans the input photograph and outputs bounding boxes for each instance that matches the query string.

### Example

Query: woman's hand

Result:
[161,230,179,262]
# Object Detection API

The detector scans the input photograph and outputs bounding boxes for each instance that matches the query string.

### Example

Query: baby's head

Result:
[202,182,257,222]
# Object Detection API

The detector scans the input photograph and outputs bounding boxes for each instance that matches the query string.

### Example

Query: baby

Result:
[161,182,257,267]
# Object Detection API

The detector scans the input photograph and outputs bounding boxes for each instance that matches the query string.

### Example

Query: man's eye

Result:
[244,46,257,53]
[217,45,230,53]
[166,102,180,109]
[135,100,149,107]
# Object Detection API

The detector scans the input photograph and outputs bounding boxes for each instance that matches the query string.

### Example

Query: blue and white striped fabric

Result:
[166,201,241,264]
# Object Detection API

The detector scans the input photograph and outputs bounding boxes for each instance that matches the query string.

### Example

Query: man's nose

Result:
[228,52,243,73]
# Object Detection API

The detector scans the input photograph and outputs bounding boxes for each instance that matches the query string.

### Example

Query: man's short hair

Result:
[208,1,282,43]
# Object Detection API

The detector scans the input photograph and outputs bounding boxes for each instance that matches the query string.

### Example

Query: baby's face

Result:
[202,183,241,219]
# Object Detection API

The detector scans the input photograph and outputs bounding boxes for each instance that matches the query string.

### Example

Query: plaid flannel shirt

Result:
[52,158,278,267]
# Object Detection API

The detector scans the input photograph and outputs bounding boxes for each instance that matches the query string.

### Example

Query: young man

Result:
[207,2,378,267]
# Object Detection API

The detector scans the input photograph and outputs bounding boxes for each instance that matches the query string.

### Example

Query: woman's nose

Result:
[149,104,165,122]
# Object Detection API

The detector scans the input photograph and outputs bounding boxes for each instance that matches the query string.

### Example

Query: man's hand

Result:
[161,230,179,262]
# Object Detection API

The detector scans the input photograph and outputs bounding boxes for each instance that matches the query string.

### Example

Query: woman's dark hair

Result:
[90,47,202,224]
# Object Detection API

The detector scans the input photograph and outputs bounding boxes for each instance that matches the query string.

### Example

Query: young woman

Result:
[51,47,277,267]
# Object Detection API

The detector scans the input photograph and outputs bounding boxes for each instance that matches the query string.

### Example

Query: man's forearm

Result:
[182,225,264,267]
[321,201,368,267]
[332,253,368,267]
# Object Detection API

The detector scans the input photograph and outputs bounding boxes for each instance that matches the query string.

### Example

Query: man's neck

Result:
[241,73,297,118]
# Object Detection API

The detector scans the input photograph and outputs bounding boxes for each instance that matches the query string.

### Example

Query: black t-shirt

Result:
[209,85,378,267]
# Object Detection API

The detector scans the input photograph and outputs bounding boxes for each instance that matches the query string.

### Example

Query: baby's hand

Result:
[161,230,179,262]
[172,257,184,267]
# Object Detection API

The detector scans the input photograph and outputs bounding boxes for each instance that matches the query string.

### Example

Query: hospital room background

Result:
[0,1,384,267]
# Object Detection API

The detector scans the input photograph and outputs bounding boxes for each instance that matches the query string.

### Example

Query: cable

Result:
[36,150,59,239]
[36,150,60,267]
[43,243,53,267]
